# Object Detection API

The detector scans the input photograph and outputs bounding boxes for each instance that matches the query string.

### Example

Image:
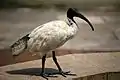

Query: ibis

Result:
[11,8,94,79]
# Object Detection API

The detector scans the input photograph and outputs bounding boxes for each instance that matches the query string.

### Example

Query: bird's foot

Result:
[40,73,49,80]
[58,70,76,77]
[40,71,76,79]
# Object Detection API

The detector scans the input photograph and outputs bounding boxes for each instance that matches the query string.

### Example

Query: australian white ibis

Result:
[11,8,94,79]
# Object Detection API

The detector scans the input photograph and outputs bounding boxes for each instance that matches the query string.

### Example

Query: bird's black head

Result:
[67,8,94,31]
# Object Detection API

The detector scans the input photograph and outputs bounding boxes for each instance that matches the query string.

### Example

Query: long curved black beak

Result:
[76,12,94,31]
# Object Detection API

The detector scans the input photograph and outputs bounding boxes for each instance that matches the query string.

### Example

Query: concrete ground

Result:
[0,52,120,80]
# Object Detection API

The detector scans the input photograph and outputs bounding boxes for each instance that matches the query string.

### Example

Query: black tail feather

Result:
[11,34,30,56]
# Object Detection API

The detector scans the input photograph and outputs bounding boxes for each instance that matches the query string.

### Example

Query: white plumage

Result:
[11,8,94,79]
[27,20,77,55]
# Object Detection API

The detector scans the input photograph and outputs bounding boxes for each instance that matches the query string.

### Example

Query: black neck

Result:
[67,17,78,27]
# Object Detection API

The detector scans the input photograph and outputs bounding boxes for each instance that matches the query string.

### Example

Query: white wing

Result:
[27,21,71,52]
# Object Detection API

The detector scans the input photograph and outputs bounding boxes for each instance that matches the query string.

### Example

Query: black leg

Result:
[52,51,76,77]
[40,54,48,80]
[41,54,46,74]
[52,51,62,71]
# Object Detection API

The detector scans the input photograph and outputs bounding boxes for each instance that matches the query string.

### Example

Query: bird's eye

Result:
[70,22,73,25]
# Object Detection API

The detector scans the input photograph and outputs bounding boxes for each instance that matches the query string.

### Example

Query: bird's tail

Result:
[10,34,30,56]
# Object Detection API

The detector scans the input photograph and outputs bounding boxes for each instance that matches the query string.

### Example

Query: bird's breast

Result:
[28,21,78,52]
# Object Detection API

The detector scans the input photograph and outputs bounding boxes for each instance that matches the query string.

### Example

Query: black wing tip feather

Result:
[11,34,30,47]
[10,34,30,55]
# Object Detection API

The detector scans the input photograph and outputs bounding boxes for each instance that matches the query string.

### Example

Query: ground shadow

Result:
[6,67,76,78]
[6,68,61,77]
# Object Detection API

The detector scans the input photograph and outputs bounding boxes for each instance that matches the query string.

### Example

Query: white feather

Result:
[27,20,78,56]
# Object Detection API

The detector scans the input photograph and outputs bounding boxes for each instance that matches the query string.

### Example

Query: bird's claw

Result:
[59,71,76,77]
[40,73,49,80]
[40,71,76,79]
